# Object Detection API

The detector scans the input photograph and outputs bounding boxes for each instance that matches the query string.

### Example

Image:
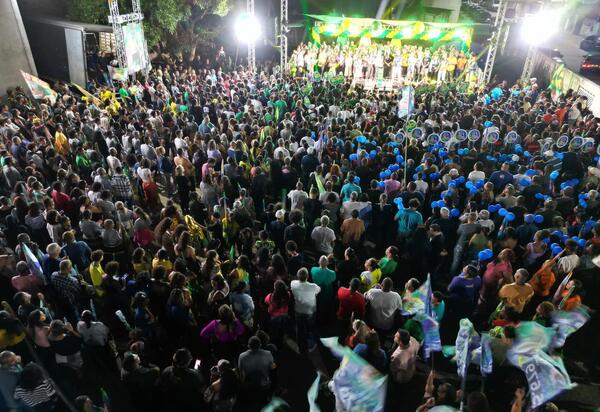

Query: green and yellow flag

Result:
[20,71,57,105]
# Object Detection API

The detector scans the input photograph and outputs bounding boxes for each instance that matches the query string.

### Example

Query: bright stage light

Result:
[235,14,261,44]
[521,9,561,45]
[427,28,441,39]
[401,26,414,37]
[347,24,362,36]
[453,28,469,41]
[325,23,337,34]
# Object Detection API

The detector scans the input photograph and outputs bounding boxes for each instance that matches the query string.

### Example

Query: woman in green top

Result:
[379,246,399,277]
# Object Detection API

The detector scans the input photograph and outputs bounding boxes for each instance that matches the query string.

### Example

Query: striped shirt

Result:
[14,380,56,407]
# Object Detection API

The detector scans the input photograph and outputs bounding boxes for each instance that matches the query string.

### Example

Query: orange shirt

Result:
[531,266,555,297]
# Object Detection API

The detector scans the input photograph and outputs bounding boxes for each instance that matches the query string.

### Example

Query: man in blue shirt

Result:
[489,162,513,193]
[394,198,423,240]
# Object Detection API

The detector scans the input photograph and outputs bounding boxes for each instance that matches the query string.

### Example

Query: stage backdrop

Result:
[123,22,147,75]
[308,15,473,50]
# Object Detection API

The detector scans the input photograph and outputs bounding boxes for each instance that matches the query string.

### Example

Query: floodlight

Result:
[235,14,261,44]
[347,24,362,37]
[454,28,469,41]
[521,10,561,45]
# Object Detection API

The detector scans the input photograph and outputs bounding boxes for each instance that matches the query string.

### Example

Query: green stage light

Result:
[427,28,441,39]
[371,28,385,37]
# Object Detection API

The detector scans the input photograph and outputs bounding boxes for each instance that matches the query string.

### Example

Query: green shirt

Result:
[310,267,336,300]
[379,257,398,276]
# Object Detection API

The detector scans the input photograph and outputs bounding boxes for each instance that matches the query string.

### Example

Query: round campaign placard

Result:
[486,131,500,144]
[395,131,405,144]
[582,138,595,152]
[455,129,468,141]
[440,130,452,143]
[556,134,569,148]
[427,133,440,145]
[406,120,417,132]
[468,129,480,142]
[540,141,551,153]
[412,127,424,140]
[505,131,519,144]
[569,136,584,150]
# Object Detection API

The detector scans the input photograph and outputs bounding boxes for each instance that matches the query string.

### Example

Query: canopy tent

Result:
[308,15,473,49]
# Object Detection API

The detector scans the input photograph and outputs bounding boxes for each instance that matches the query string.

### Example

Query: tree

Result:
[65,0,231,56]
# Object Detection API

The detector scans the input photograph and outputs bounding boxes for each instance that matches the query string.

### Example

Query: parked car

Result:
[580,35,600,52]
[579,54,600,75]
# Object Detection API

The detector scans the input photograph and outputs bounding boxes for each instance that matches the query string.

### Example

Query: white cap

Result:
[275,210,285,219]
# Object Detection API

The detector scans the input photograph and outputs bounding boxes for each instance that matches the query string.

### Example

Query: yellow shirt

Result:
[55,131,69,156]
[498,283,534,313]
[89,262,105,297]
[360,268,382,290]
[447,56,458,71]
[152,258,173,272]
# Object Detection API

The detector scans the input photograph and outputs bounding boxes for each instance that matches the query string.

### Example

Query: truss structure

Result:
[246,0,256,72]
[280,0,289,75]
[107,0,149,76]
[482,0,508,84]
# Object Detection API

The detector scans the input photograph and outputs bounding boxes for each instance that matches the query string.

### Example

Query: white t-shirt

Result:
[364,288,402,330]
[311,226,336,254]
[288,189,308,210]
[290,280,321,315]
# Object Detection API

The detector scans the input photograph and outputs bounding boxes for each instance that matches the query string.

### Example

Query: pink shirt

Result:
[481,260,512,298]
[11,274,43,294]
[264,293,289,318]
[200,319,244,343]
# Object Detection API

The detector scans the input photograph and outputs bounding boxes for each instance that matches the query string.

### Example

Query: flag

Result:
[72,83,102,106]
[22,243,45,285]
[100,387,111,409]
[307,373,321,412]
[404,274,432,316]
[108,65,128,82]
[455,318,476,379]
[20,71,57,105]
[414,312,441,359]
[321,338,387,412]
[548,64,564,100]
[508,321,575,408]
[550,307,590,350]
[479,333,493,376]
[314,173,326,194]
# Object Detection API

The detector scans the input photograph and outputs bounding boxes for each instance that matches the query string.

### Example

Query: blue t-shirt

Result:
[489,170,513,191]
[353,343,388,373]
[341,183,361,201]
[448,275,481,306]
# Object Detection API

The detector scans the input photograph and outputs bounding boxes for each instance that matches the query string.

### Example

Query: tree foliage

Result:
[65,0,231,53]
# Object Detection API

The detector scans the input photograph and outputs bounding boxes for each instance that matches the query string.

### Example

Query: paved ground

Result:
[551,30,600,85]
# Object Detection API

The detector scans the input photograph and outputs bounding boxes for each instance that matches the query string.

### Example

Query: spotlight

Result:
[521,9,561,45]
[235,14,261,44]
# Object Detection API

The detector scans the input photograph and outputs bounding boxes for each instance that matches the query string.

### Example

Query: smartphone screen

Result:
[194,359,201,370]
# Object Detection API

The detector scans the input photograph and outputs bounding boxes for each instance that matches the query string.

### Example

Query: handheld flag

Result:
[108,65,128,82]
[23,243,45,285]
[414,312,441,359]
[307,373,321,412]
[550,307,590,350]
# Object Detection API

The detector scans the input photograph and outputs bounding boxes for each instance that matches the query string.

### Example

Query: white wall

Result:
[0,0,37,94]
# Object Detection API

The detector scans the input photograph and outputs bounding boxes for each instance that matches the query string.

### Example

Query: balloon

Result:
[550,243,560,250]
[396,155,404,163]
[377,181,385,189]
[394,148,399,154]
[431,201,439,209]
[438,200,446,208]
[349,154,358,161]
[478,249,493,261]
[525,169,537,177]
[451,208,461,217]
[580,199,588,208]
[457,176,466,184]
[475,180,484,189]
[551,246,563,256]
[523,151,531,157]
[571,236,580,243]
[520,178,531,187]
[505,212,515,222]
[555,152,564,160]
[552,230,563,238]
[560,234,569,243]
[389,164,400,172]
[445,159,452,164]
[498,208,508,217]
[534,215,544,224]
[484,120,493,128]
[354,176,361,184]
[465,181,474,189]
[448,181,457,188]
[512,155,520,162]
[578,239,587,247]
[379,172,387,179]
[550,170,559,180]
[394,197,403,205]
[488,204,498,213]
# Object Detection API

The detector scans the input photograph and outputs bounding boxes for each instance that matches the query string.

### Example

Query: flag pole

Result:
[459,334,469,412]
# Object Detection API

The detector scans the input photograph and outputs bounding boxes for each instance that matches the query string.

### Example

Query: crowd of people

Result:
[290,42,481,88]
[0,46,598,412]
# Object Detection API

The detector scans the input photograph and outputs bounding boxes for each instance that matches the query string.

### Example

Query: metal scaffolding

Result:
[107,0,149,75]
[482,0,508,84]
[246,0,256,72]
[521,44,537,81]
[280,0,289,75]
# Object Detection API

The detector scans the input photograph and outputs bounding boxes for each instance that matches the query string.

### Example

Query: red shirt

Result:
[337,287,366,320]
[51,190,72,213]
